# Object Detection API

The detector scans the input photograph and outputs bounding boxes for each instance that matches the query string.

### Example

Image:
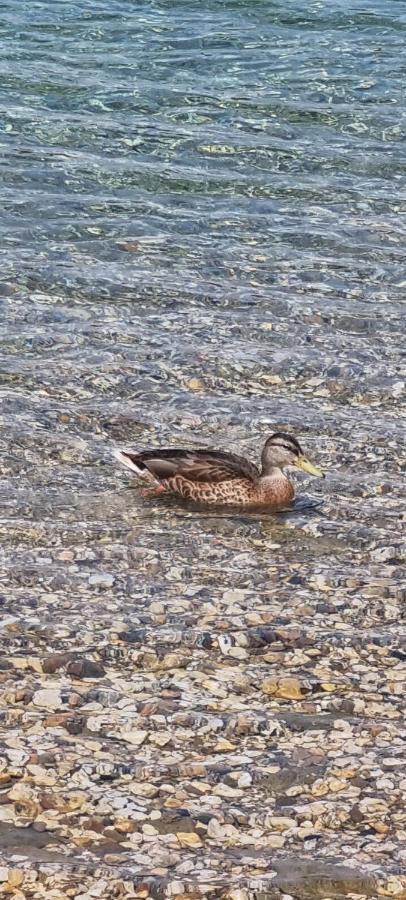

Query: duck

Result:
[114,431,324,509]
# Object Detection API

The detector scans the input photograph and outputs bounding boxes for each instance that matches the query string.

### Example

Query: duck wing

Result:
[115,447,259,484]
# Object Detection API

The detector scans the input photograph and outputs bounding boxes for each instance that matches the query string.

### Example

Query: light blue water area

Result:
[1,0,405,303]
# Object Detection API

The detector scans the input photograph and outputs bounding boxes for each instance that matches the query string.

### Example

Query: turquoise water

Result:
[1,0,405,304]
[0,0,405,891]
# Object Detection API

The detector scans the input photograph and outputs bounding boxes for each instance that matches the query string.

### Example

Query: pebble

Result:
[269,816,297,831]
[267,834,286,848]
[67,658,106,678]
[88,573,115,587]
[237,772,252,788]
[121,730,148,746]
[32,689,62,710]
[262,676,307,699]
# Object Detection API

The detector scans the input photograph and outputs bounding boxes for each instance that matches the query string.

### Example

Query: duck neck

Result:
[260,464,287,480]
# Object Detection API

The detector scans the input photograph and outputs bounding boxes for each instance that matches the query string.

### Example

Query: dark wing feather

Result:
[135,448,259,484]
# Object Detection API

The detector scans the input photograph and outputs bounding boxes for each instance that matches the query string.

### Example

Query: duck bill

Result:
[295,455,324,478]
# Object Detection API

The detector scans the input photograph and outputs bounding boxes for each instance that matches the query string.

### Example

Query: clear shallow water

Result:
[0,0,405,893]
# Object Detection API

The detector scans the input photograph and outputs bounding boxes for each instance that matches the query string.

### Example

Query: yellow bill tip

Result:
[295,456,325,478]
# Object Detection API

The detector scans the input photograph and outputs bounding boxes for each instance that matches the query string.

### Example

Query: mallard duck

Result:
[114,432,324,509]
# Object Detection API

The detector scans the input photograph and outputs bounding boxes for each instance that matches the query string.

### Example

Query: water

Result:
[0,0,405,894]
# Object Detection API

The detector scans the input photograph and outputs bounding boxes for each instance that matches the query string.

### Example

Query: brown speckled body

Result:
[164,473,294,509]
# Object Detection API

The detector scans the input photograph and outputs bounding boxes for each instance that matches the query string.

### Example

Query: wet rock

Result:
[66,659,106,679]
[121,730,148,747]
[88,573,115,588]
[262,676,309,699]
[32,689,62,710]
[269,815,297,831]
[65,716,86,735]
[42,653,72,673]
[118,628,147,644]
[176,831,203,849]
[274,859,376,898]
